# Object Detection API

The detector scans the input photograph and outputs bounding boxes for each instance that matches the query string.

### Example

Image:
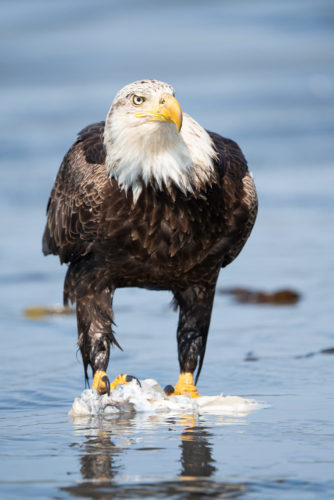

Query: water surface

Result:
[1,0,334,498]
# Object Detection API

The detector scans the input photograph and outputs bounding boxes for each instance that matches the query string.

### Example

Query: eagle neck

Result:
[104,113,216,203]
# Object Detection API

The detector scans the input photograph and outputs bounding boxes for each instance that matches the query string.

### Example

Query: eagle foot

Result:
[91,370,110,396]
[164,372,200,398]
[92,372,141,396]
[109,373,141,391]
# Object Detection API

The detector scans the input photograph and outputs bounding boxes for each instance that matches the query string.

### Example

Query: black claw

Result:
[102,375,110,396]
[164,384,175,396]
[125,375,141,387]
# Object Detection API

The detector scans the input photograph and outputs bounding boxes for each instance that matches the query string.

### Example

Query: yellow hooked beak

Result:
[135,94,183,132]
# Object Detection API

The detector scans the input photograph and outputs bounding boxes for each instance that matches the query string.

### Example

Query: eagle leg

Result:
[69,274,119,395]
[68,262,140,395]
[167,284,216,398]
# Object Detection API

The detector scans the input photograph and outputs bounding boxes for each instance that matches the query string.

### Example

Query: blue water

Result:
[1,0,334,498]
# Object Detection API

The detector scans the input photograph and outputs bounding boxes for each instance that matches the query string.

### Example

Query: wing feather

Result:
[43,122,110,263]
[206,131,258,268]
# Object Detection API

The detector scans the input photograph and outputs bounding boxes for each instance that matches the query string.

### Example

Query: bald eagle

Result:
[43,79,257,397]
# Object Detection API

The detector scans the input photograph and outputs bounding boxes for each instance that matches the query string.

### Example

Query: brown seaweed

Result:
[220,287,300,305]
[24,305,75,319]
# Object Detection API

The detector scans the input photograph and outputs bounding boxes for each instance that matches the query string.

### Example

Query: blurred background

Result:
[1,0,334,498]
[1,0,333,365]
[1,0,333,300]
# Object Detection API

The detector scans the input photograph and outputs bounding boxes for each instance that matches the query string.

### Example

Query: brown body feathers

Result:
[43,121,257,383]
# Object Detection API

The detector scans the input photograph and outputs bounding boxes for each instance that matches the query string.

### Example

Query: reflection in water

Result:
[178,415,216,478]
[78,434,121,482]
[62,413,249,498]
[62,414,132,498]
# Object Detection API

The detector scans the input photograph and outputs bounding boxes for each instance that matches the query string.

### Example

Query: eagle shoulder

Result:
[42,121,111,263]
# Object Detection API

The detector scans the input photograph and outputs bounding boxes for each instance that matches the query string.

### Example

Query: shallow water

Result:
[1,0,334,498]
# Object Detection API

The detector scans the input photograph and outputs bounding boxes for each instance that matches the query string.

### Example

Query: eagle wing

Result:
[42,122,110,264]
[207,131,258,268]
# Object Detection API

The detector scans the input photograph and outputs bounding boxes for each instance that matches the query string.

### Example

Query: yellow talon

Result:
[92,372,140,396]
[91,370,110,395]
[170,372,200,398]
[109,374,131,391]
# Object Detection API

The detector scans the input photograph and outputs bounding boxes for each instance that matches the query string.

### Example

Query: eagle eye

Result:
[132,95,145,106]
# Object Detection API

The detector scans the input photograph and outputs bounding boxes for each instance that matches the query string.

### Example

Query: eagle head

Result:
[104,79,216,201]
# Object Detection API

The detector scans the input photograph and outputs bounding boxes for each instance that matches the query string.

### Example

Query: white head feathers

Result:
[103,79,217,202]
